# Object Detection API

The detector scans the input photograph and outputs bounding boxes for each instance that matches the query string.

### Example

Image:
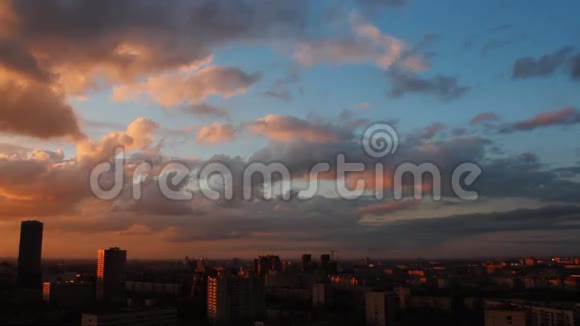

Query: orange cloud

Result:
[501,107,580,132]
[196,123,237,145]
[112,62,261,107]
[248,114,345,143]
[0,71,85,140]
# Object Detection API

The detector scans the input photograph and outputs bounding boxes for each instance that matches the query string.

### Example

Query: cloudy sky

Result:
[1,0,580,259]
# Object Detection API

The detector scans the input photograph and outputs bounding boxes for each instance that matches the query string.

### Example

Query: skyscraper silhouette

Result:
[96,247,127,305]
[17,220,44,289]
[301,254,312,272]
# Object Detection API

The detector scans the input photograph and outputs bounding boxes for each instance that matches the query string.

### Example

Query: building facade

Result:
[17,220,43,289]
[96,247,127,304]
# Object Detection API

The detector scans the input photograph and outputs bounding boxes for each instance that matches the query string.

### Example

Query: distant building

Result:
[485,299,576,326]
[96,247,127,305]
[394,286,411,309]
[529,306,574,326]
[125,281,182,296]
[484,309,526,326]
[81,307,177,326]
[254,256,282,277]
[42,280,93,308]
[365,291,395,326]
[17,220,43,289]
[409,296,453,310]
[207,273,265,324]
[329,274,359,289]
[312,283,333,306]
[320,254,331,272]
[301,254,312,272]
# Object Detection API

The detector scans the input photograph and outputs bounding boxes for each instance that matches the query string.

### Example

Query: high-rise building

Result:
[207,272,265,324]
[320,254,331,272]
[17,220,44,289]
[301,254,312,272]
[365,291,396,326]
[96,247,127,305]
[253,255,282,277]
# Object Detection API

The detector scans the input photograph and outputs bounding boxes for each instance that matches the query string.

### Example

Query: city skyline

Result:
[1,0,580,259]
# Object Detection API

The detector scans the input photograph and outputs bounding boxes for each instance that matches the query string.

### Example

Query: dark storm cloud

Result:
[0,39,51,82]
[0,0,309,139]
[474,153,580,203]
[387,70,470,100]
[158,200,580,255]
[7,0,308,73]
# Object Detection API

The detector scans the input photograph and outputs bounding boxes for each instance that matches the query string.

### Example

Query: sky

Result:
[1,0,580,259]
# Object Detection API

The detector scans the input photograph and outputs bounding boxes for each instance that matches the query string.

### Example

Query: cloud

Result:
[512,47,576,79]
[407,123,445,141]
[77,117,161,163]
[2,117,580,257]
[196,123,237,145]
[357,199,418,215]
[0,0,307,138]
[571,53,580,79]
[0,38,51,82]
[260,65,301,102]
[294,13,425,72]
[480,34,526,57]
[261,89,293,102]
[294,38,375,66]
[3,0,307,95]
[387,69,469,100]
[499,107,580,133]
[0,75,84,140]
[112,63,261,107]
[470,112,500,125]
[247,114,349,143]
[180,103,230,120]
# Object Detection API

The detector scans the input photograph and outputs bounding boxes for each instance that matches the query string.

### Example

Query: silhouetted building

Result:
[17,220,43,289]
[96,247,127,305]
[254,255,282,277]
[207,272,265,324]
[312,283,333,306]
[320,254,331,272]
[43,280,93,308]
[301,254,312,272]
[81,307,177,326]
[365,291,395,326]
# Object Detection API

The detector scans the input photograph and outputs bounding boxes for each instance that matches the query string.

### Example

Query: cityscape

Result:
[1,0,580,325]
[1,220,580,325]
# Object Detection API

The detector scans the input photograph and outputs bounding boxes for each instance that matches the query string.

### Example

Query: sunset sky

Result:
[1,0,580,259]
